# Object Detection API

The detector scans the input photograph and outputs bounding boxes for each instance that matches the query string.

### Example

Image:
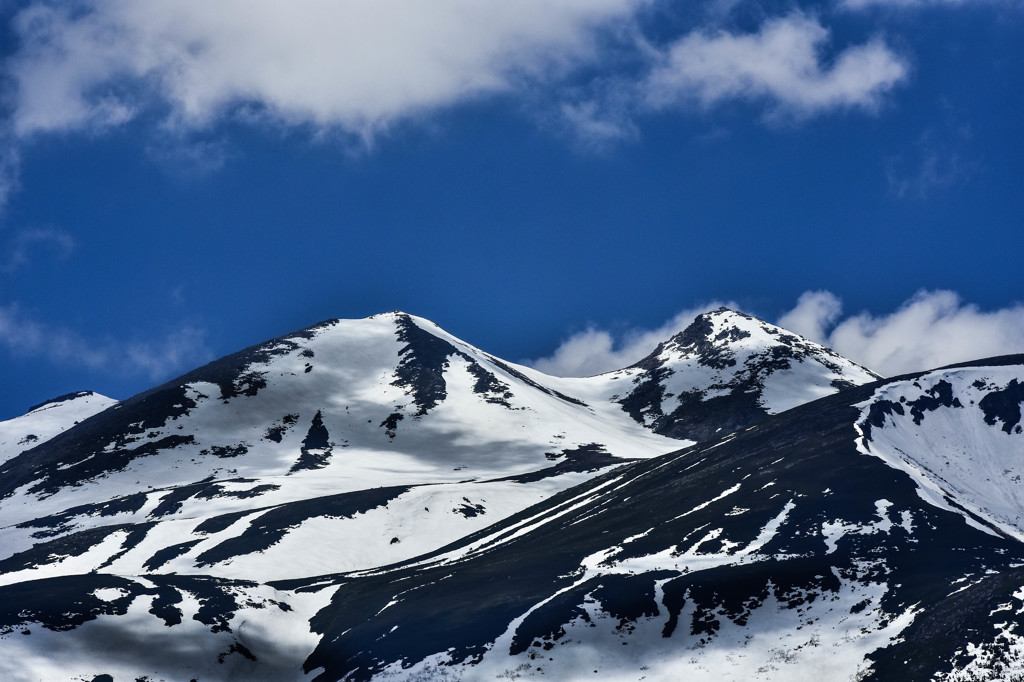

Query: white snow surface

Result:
[856,364,1024,541]
[0,391,116,464]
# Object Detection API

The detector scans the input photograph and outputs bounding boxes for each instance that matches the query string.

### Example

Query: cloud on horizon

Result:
[0,304,212,381]
[530,290,1024,378]
[781,290,1024,377]
[528,300,735,376]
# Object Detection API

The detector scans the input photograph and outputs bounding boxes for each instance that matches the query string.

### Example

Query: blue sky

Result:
[0,0,1021,419]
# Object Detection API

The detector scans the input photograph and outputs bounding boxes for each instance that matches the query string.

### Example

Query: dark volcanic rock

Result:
[389,313,522,421]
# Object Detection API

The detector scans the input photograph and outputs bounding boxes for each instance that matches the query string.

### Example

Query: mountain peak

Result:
[26,391,100,414]
[1,391,117,465]
[613,308,880,441]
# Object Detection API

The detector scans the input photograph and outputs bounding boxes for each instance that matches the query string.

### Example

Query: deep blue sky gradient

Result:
[0,2,1020,418]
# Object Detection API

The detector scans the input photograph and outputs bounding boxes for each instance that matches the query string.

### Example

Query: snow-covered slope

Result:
[1,353,1022,681]
[0,391,116,465]
[291,355,1024,682]
[0,308,919,682]
[0,310,879,584]
[558,308,880,441]
[0,312,684,583]
[857,356,1024,542]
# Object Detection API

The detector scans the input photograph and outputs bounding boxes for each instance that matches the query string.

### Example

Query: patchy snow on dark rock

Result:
[611,308,880,441]
[3,311,1016,682]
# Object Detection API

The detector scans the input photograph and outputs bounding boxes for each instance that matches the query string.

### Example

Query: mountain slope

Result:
[0,309,878,586]
[0,308,917,681]
[293,354,1024,682]
[0,312,683,584]
[0,391,116,465]
[857,355,1024,541]
[0,354,1019,680]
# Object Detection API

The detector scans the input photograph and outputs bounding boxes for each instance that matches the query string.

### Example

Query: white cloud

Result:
[778,290,1024,376]
[7,0,645,139]
[644,14,908,119]
[0,304,212,380]
[0,3,915,206]
[777,290,843,344]
[528,301,734,377]
[3,3,914,145]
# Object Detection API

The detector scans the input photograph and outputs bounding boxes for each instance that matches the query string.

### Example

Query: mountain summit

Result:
[569,307,880,441]
[0,391,116,465]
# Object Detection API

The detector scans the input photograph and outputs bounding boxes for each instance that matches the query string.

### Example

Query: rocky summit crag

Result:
[0,309,1021,681]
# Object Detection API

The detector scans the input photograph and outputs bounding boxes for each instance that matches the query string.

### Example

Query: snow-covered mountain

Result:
[561,307,880,441]
[0,310,876,583]
[286,354,1024,682]
[10,309,1008,681]
[0,391,116,465]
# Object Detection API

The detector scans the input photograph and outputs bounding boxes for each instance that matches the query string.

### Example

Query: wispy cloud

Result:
[527,301,735,376]
[558,98,640,152]
[643,14,909,120]
[0,304,212,381]
[144,134,232,178]
[1,227,75,273]
[779,290,1024,376]
[885,126,978,199]
[121,327,212,380]
[0,145,20,211]
[842,0,978,10]
[886,150,969,198]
